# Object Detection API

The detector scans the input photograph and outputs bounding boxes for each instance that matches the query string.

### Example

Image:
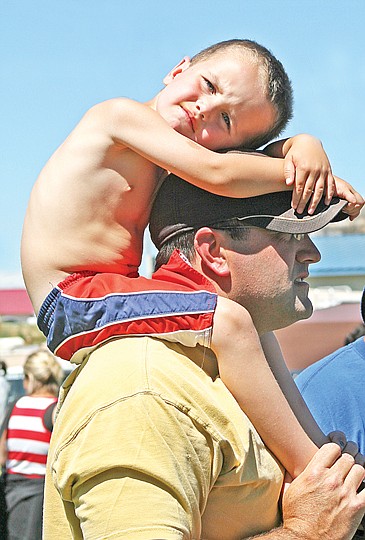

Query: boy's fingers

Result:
[328,430,347,450]
[308,178,326,214]
[355,453,365,467]
[296,173,319,214]
[343,203,362,221]
[284,158,295,186]
[324,173,335,205]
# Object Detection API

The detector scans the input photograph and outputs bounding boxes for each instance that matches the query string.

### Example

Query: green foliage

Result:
[0,321,45,344]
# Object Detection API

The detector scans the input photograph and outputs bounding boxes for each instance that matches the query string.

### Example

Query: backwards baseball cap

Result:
[149,173,348,250]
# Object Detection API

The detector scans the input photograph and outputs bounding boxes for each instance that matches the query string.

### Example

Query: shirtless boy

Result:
[21,38,364,480]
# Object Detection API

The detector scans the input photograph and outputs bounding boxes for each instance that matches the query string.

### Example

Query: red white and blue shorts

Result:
[38,250,218,363]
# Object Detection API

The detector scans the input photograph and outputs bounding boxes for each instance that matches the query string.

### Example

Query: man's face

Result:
[156,53,276,150]
[223,228,321,334]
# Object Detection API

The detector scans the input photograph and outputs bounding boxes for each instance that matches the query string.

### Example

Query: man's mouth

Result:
[294,273,309,285]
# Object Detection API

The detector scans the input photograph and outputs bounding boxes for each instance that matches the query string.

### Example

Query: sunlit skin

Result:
[152,54,276,150]
[218,228,321,333]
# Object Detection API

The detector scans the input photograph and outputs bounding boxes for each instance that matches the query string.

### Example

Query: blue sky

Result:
[1,0,364,287]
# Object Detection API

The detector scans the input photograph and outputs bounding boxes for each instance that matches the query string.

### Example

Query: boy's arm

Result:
[98,98,289,197]
[105,99,363,212]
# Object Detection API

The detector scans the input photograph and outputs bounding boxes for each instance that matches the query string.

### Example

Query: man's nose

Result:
[297,235,321,264]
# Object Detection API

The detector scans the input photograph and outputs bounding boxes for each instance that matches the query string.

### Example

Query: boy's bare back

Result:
[21,100,165,313]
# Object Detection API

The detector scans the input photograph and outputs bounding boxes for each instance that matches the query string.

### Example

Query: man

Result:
[296,287,365,454]
[43,177,365,539]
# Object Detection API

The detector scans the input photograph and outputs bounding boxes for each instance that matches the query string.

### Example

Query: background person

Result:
[0,347,63,540]
[296,288,365,454]
[0,359,10,538]
[344,322,365,345]
[0,360,10,428]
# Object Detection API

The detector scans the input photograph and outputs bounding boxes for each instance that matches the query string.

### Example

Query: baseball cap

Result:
[149,173,348,250]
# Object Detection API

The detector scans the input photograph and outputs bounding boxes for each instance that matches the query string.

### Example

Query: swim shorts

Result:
[38,250,218,363]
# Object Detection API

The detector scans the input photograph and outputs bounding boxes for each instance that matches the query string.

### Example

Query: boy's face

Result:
[156,53,276,150]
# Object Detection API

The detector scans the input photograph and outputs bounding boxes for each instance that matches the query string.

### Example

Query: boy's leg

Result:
[211,296,319,479]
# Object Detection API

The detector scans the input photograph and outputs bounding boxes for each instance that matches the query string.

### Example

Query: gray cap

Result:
[149,173,348,250]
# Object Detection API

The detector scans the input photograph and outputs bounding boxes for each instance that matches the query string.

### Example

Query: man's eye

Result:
[204,78,215,93]
[276,233,306,242]
[222,112,231,129]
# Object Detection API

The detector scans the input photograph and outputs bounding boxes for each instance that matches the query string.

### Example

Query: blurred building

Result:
[0,288,34,320]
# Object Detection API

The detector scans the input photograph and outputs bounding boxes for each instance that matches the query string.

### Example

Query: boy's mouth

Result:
[180,105,195,133]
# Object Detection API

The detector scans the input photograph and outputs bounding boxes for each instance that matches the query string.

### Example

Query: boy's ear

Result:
[194,228,230,277]
[163,56,191,85]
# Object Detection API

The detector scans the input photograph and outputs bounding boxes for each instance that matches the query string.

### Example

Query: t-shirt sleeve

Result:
[53,392,214,539]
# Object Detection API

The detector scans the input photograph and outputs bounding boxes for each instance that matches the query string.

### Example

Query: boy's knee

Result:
[215,297,253,331]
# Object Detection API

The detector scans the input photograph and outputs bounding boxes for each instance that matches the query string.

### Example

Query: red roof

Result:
[0,289,34,316]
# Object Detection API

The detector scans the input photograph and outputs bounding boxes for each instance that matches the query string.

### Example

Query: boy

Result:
[22,39,363,480]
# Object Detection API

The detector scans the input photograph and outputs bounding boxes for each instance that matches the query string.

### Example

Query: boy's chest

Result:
[108,146,166,226]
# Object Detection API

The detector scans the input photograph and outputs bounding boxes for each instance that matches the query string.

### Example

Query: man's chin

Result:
[273,299,313,331]
[295,298,313,321]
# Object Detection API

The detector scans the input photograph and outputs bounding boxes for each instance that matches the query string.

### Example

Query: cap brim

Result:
[238,198,348,234]
[149,175,349,249]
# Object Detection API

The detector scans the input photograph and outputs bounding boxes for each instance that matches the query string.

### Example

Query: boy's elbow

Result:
[206,155,234,192]
[85,97,133,121]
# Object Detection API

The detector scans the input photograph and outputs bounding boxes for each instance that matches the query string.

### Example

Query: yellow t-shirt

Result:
[44,337,283,540]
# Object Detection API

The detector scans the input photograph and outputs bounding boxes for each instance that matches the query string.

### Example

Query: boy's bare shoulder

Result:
[21,96,162,314]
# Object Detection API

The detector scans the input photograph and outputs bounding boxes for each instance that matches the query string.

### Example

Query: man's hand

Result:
[281,443,365,540]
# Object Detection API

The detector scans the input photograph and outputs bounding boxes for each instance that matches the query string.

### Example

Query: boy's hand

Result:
[283,134,336,214]
[333,176,364,221]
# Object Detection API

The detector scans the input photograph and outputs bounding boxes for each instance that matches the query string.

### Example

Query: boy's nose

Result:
[195,97,215,120]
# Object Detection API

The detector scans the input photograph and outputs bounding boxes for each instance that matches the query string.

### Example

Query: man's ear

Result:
[194,228,230,277]
[163,56,191,85]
